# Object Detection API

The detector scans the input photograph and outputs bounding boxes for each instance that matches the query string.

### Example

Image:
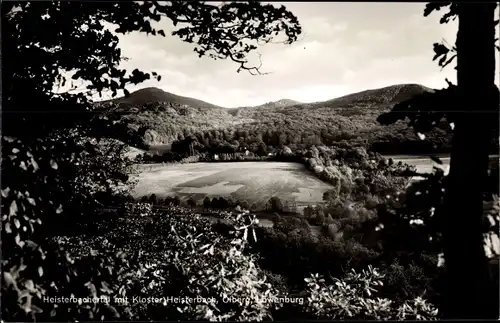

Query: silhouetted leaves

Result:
[164,2,302,75]
[432,43,450,60]
[423,3,451,17]
[432,42,457,69]
[378,3,500,318]
[2,2,303,319]
[424,3,458,24]
[377,83,459,133]
[3,1,301,137]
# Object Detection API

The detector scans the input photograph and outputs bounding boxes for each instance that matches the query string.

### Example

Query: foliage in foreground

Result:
[2,203,439,321]
[303,267,438,320]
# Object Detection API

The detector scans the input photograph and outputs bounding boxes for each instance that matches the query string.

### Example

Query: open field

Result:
[389,155,499,183]
[132,155,498,207]
[390,156,451,178]
[132,162,334,207]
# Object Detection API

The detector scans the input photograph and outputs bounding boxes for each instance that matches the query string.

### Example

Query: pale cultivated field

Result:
[133,157,498,245]
[390,155,499,183]
[390,156,451,181]
[132,158,451,205]
[132,162,334,206]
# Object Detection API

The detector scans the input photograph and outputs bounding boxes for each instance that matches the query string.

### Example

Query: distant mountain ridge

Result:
[96,83,432,110]
[308,83,434,109]
[96,83,438,149]
[96,83,431,111]
[97,87,225,110]
[251,98,302,109]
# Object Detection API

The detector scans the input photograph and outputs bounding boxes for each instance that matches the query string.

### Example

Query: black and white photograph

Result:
[1,1,499,321]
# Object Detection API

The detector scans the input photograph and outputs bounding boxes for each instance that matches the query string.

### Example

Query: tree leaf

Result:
[1,187,11,198]
[25,279,34,291]
[31,305,43,314]
[3,272,16,287]
[15,234,21,246]
[9,200,18,216]
[5,222,12,234]
[50,159,58,170]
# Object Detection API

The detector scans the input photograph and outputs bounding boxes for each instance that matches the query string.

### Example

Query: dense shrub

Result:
[203,196,211,209]
[3,204,283,321]
[1,131,450,322]
[186,197,197,208]
[149,194,158,204]
[302,266,439,320]
[1,132,138,319]
[3,189,443,321]
[250,226,380,288]
[266,197,284,213]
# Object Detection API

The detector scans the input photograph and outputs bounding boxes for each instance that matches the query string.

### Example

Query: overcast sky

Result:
[99,2,498,108]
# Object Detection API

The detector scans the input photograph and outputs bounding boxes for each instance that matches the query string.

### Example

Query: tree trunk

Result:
[442,3,498,319]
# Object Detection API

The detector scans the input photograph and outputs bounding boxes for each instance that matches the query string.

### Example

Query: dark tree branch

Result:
[3,1,301,137]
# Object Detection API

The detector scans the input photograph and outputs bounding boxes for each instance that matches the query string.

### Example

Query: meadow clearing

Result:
[390,156,451,183]
[131,158,453,237]
[132,161,334,207]
[390,155,499,183]
[132,157,454,204]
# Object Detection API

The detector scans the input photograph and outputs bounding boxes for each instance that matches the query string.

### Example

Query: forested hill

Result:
[97,87,225,110]
[235,83,433,117]
[93,87,250,147]
[317,83,434,108]
[249,99,303,109]
[94,83,456,155]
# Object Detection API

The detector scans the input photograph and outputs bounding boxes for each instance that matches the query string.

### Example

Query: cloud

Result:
[97,2,486,107]
[298,16,348,42]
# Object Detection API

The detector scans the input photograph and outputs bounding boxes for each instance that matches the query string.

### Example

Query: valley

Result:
[132,161,334,211]
[98,84,465,156]
[131,154,499,209]
[6,1,499,321]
